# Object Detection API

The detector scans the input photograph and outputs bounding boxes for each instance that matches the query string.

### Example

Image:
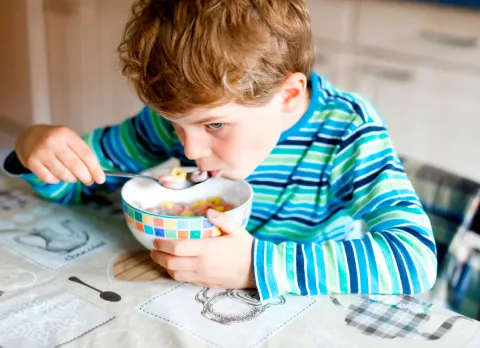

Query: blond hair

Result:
[118,0,314,117]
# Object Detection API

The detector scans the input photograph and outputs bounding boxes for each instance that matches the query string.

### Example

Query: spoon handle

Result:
[68,276,102,293]
[104,170,158,182]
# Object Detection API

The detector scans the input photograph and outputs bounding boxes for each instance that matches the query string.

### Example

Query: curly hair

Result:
[118,0,314,117]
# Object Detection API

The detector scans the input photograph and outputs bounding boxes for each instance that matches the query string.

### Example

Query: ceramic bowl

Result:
[121,167,253,250]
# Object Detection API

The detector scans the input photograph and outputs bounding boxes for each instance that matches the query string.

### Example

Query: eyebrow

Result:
[193,116,227,125]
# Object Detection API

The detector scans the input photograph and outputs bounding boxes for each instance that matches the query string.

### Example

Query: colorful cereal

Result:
[158,166,210,189]
[133,196,234,217]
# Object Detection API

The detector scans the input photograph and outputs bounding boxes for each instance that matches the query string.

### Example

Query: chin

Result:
[220,173,240,181]
[221,170,250,181]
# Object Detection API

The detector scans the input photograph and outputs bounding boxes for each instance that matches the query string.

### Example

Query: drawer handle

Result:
[420,30,478,48]
[360,65,414,82]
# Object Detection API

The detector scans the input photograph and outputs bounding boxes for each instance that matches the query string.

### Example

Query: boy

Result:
[3,0,437,301]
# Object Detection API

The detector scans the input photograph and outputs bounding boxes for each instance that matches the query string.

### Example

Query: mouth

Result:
[199,169,222,178]
[210,170,222,178]
[207,170,222,178]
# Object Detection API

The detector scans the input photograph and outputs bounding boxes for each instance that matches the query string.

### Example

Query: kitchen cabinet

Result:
[44,0,141,134]
[308,0,356,44]
[313,40,352,90]
[2,0,480,181]
[357,0,480,69]
[349,55,480,180]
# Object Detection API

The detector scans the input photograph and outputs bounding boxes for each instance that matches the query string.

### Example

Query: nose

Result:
[183,131,212,161]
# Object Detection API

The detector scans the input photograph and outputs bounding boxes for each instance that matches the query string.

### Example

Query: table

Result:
[1,169,480,348]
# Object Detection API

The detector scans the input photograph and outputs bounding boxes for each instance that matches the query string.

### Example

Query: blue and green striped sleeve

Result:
[3,106,176,204]
[253,121,437,301]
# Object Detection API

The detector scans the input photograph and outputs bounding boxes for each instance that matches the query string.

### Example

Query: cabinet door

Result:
[313,44,339,85]
[357,0,480,69]
[44,0,141,134]
[95,0,143,126]
[308,0,356,43]
[350,56,480,182]
[313,39,353,91]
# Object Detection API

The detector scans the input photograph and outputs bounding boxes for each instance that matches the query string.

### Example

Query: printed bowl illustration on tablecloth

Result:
[0,189,55,230]
[121,168,253,249]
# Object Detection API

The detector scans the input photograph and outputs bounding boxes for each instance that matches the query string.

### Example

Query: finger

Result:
[68,138,105,184]
[56,147,93,185]
[27,159,60,184]
[207,209,242,235]
[41,155,78,183]
[153,239,204,257]
[150,251,198,271]
[166,270,197,283]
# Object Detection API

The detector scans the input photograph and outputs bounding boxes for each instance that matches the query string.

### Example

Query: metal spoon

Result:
[103,170,213,190]
[69,276,121,302]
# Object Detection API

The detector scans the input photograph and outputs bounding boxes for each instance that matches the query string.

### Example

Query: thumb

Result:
[207,209,243,235]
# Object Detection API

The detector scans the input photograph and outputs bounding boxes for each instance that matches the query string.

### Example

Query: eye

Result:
[206,123,225,130]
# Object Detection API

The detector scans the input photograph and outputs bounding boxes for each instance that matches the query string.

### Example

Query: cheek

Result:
[212,134,242,164]
[209,129,248,167]
[172,124,185,144]
[211,107,282,170]
[246,114,282,149]
[232,124,279,165]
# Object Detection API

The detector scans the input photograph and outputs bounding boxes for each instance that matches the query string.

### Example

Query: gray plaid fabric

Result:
[436,192,480,320]
[338,295,470,340]
[442,224,480,320]
[400,157,480,321]
[400,156,480,269]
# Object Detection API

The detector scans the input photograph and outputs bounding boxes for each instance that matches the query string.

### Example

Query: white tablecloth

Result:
[1,171,479,348]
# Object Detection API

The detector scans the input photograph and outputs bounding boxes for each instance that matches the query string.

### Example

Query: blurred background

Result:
[1,0,479,182]
[1,0,480,318]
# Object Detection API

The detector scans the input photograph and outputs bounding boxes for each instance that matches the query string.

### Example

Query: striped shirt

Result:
[3,72,437,301]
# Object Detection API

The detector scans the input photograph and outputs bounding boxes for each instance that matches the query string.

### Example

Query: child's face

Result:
[164,73,310,180]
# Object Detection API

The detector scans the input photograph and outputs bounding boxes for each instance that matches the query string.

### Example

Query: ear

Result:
[278,73,308,112]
